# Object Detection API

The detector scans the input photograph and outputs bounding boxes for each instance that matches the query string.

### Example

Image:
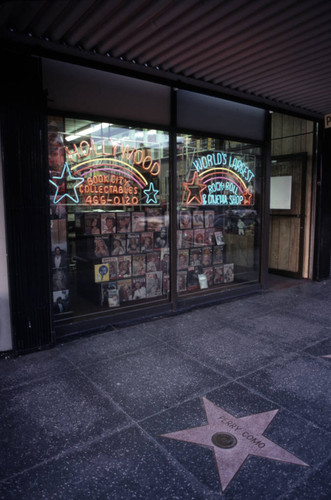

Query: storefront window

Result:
[48,117,170,321]
[177,135,262,293]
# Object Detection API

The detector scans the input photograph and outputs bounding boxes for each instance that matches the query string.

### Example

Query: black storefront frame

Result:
[51,108,267,340]
[1,52,54,354]
[314,122,331,281]
[0,50,280,353]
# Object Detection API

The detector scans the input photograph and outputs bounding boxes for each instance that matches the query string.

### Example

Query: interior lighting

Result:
[66,123,111,142]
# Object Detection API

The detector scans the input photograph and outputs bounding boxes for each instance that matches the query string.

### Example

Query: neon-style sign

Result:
[143,182,159,204]
[50,140,163,207]
[66,141,161,176]
[182,151,255,207]
[241,188,252,205]
[71,158,148,188]
[49,163,84,204]
[71,158,152,206]
[192,152,254,182]
[182,171,208,205]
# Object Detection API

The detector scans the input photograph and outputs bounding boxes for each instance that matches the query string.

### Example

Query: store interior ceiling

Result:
[1,0,331,120]
[54,119,168,143]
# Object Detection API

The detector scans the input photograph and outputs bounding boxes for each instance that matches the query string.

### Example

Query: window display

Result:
[48,116,262,326]
[177,135,261,294]
[48,118,170,321]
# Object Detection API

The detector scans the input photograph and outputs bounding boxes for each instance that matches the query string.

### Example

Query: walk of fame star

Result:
[143,182,159,204]
[182,171,207,205]
[49,163,84,204]
[162,397,308,492]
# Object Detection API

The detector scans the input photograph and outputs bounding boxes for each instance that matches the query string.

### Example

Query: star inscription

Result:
[49,162,84,204]
[162,398,308,492]
[182,171,207,205]
[143,182,159,204]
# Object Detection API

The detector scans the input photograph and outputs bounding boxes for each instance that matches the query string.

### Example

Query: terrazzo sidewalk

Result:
[0,280,330,499]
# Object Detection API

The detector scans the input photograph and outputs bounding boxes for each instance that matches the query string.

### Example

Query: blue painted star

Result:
[49,162,84,204]
[143,182,159,204]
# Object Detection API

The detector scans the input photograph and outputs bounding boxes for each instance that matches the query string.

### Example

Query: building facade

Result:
[1,47,330,354]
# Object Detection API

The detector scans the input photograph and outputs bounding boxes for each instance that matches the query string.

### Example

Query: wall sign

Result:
[324,113,331,129]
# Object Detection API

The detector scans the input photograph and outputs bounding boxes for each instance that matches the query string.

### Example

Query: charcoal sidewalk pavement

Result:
[0,279,330,499]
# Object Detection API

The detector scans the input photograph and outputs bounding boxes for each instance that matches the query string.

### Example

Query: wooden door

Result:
[269,154,306,278]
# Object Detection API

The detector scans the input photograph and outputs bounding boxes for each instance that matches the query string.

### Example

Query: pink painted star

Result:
[162,397,308,492]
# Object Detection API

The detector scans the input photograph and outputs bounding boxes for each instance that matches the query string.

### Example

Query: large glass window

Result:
[177,134,262,293]
[48,115,263,326]
[48,117,169,321]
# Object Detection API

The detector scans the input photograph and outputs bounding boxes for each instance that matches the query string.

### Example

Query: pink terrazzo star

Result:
[162,397,308,492]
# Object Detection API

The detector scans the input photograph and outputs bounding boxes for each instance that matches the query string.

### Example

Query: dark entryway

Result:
[269,154,307,279]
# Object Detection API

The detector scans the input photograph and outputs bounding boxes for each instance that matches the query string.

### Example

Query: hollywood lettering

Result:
[64,140,161,206]
[218,414,266,448]
[65,140,160,176]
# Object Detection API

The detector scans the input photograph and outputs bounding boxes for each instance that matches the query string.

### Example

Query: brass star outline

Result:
[162,397,308,492]
[182,171,207,205]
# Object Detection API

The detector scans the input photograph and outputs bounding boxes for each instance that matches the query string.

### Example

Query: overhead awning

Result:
[1,0,331,119]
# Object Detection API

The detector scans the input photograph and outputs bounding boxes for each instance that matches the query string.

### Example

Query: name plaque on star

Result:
[50,142,161,207]
[182,151,255,207]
